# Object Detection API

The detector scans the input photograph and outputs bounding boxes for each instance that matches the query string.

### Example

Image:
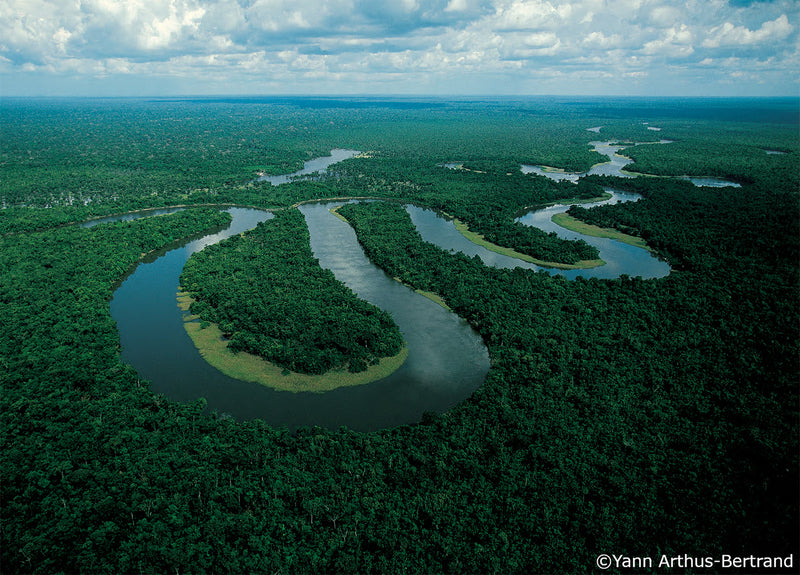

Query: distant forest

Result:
[1,97,797,574]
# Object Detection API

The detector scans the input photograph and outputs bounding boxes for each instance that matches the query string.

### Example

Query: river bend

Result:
[108,147,677,430]
[111,204,489,431]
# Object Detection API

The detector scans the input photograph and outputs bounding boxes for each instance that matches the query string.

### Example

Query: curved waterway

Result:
[257,149,360,185]
[82,207,185,228]
[514,192,671,279]
[520,141,661,183]
[409,191,670,280]
[110,204,489,431]
[521,139,740,188]
[108,146,676,430]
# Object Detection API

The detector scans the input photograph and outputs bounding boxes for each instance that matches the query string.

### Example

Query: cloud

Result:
[582,32,623,49]
[648,5,682,26]
[1,0,798,96]
[702,14,793,47]
[492,0,568,31]
[643,24,694,57]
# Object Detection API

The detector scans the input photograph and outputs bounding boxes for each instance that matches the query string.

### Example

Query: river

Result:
[521,140,740,187]
[410,191,670,280]
[110,203,489,431]
[256,149,360,185]
[109,146,675,430]
[521,141,643,183]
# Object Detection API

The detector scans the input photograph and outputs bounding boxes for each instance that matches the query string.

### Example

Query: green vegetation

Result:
[325,155,606,264]
[551,212,651,250]
[1,98,609,264]
[452,216,606,269]
[1,97,798,574]
[180,306,409,393]
[179,209,404,376]
[620,125,799,188]
[339,192,798,570]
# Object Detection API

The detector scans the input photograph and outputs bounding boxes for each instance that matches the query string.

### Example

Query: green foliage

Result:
[180,209,403,375]
[324,156,604,263]
[1,98,612,263]
[1,97,798,574]
[621,138,799,189]
[0,99,332,211]
[1,208,231,392]
[568,174,799,273]
[340,196,798,568]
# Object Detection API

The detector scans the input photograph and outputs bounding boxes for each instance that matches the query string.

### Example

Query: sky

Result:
[1,0,798,97]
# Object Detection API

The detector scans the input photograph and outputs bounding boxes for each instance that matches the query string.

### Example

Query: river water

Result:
[256,149,360,185]
[410,191,670,280]
[521,141,641,183]
[82,207,185,228]
[110,203,489,431]
[521,140,740,187]
[109,145,677,429]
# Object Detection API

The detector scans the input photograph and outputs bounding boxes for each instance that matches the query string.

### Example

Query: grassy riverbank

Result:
[452,218,605,270]
[177,291,408,393]
[551,212,651,250]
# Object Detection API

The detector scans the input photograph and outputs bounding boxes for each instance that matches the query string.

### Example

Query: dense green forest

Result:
[180,209,403,375]
[1,97,798,573]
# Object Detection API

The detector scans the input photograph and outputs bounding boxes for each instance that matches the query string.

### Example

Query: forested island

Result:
[1,96,798,573]
[179,208,406,386]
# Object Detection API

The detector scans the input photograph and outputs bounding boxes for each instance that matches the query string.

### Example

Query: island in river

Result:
[177,209,408,393]
[1,96,797,575]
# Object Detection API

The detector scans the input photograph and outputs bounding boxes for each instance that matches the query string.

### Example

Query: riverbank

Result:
[451,218,605,270]
[551,213,652,251]
[177,290,409,393]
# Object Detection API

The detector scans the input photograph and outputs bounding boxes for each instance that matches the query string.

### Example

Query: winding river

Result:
[110,203,489,432]
[409,190,670,280]
[521,141,644,183]
[257,148,360,185]
[521,140,740,187]
[109,144,678,430]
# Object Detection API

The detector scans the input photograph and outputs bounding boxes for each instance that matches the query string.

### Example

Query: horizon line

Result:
[3,93,799,101]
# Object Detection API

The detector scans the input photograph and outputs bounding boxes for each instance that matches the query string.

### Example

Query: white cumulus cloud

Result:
[702,14,793,48]
[0,0,797,96]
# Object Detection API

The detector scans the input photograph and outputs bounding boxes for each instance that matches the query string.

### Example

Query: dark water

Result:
[111,204,489,431]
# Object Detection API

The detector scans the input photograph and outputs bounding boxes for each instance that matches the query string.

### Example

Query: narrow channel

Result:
[257,149,360,185]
